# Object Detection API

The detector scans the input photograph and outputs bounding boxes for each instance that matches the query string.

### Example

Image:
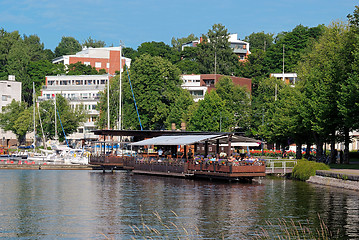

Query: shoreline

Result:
[0,164,93,170]
[307,169,359,191]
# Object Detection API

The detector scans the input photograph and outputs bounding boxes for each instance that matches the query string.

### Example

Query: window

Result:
[95,62,101,68]
[2,95,7,101]
[84,62,90,66]
[106,63,110,68]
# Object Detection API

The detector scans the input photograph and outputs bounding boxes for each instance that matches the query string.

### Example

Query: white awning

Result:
[220,142,260,147]
[130,135,221,146]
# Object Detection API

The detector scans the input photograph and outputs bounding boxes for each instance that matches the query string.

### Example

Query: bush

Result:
[292,159,330,181]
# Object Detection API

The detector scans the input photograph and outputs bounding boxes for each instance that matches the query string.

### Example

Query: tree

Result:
[38,95,87,142]
[297,21,348,162]
[0,29,21,78]
[165,89,194,129]
[137,41,180,64]
[244,31,274,52]
[27,60,65,101]
[97,54,184,130]
[0,100,30,144]
[54,36,82,57]
[188,91,232,132]
[171,33,198,51]
[197,24,239,75]
[66,61,104,75]
[215,76,251,131]
[175,47,200,74]
[82,37,106,48]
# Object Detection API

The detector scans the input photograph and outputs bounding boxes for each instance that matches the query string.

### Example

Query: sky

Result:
[0,0,358,51]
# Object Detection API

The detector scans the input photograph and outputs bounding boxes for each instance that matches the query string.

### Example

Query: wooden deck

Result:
[90,155,266,181]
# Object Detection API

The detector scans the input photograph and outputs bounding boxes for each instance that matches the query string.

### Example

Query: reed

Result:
[251,214,336,240]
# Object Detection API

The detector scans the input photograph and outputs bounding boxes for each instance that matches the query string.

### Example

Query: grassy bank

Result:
[292,159,330,181]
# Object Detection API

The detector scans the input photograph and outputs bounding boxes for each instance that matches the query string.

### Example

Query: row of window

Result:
[183,79,201,83]
[47,79,108,86]
[84,62,110,69]
[44,93,100,99]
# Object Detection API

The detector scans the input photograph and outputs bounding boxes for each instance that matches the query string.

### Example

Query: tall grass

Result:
[292,159,330,181]
[251,214,337,240]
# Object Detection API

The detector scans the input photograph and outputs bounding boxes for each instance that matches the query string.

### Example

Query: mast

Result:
[107,77,110,130]
[33,82,36,149]
[118,45,122,131]
[54,94,58,140]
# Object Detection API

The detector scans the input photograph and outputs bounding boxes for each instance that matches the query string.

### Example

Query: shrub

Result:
[292,159,330,181]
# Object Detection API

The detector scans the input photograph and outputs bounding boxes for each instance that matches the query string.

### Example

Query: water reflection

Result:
[0,170,358,239]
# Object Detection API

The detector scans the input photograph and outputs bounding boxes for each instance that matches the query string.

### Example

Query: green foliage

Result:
[215,76,251,131]
[38,95,87,141]
[171,33,198,51]
[97,54,187,130]
[292,159,330,181]
[0,29,54,104]
[54,36,82,57]
[137,41,180,64]
[0,100,30,144]
[244,31,274,52]
[188,91,232,132]
[197,23,239,75]
[66,61,104,75]
[82,37,106,48]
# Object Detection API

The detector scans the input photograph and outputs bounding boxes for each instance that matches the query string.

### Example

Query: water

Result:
[0,170,358,239]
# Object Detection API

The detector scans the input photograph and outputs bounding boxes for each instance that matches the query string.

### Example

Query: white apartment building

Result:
[0,75,21,146]
[181,75,207,102]
[39,75,110,141]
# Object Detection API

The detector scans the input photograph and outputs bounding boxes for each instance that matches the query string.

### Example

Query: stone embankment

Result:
[307,169,359,191]
[0,164,93,170]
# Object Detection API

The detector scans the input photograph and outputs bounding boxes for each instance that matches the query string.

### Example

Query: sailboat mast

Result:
[118,45,122,131]
[54,94,58,140]
[33,82,36,148]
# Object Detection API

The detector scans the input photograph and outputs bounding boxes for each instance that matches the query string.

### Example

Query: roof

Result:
[129,134,261,146]
[130,135,221,146]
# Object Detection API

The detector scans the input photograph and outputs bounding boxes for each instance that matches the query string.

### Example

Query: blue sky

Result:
[0,0,357,51]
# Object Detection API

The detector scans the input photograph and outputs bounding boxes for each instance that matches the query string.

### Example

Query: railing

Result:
[265,159,297,174]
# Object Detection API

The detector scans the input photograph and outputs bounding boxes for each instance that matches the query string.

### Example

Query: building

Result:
[181,74,252,102]
[228,34,250,61]
[270,73,298,85]
[52,46,131,75]
[39,74,110,142]
[0,75,21,146]
[181,34,250,61]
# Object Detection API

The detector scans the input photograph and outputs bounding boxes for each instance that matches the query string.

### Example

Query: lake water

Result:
[0,170,358,239]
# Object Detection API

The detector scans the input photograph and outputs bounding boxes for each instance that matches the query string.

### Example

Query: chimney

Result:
[181,122,186,131]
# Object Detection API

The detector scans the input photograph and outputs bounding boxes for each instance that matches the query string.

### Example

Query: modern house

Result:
[0,75,22,146]
[181,33,251,61]
[52,46,131,75]
[39,74,110,142]
[270,73,298,85]
[181,74,252,102]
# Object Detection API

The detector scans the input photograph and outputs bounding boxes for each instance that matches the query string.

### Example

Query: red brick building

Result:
[52,46,130,75]
[181,74,251,102]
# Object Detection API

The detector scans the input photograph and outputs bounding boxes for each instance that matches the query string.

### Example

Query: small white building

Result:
[0,75,22,146]
[270,73,298,85]
[181,75,207,102]
[39,74,110,142]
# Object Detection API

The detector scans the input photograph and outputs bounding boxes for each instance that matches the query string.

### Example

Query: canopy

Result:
[130,135,221,146]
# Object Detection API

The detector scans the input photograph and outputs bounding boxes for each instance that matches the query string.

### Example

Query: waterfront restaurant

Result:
[90,130,265,181]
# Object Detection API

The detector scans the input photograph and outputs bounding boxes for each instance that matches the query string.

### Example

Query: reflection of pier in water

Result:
[90,130,265,182]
